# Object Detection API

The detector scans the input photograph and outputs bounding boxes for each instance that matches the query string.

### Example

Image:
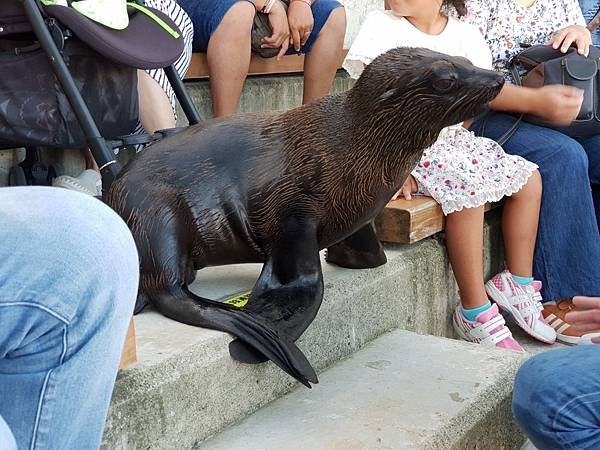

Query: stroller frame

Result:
[14,0,202,192]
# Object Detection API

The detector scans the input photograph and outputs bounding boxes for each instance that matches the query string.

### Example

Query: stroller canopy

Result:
[1,1,185,70]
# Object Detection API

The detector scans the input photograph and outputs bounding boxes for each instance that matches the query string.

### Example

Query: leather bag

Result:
[251,0,290,58]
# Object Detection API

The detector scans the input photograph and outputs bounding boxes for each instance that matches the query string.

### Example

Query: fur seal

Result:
[107,48,504,387]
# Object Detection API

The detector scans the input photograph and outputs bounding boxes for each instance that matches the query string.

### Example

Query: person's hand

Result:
[287,0,314,52]
[392,175,418,201]
[262,1,290,60]
[547,25,592,56]
[530,85,583,125]
[565,296,600,343]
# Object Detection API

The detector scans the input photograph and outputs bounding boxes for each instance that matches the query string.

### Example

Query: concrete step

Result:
[198,330,528,450]
[101,213,504,449]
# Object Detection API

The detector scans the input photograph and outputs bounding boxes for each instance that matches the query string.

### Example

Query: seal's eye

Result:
[432,77,456,93]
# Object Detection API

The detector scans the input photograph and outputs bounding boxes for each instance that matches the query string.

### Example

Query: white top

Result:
[456,0,586,82]
[343,10,493,80]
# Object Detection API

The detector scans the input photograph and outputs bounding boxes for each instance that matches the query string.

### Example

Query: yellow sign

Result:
[222,290,251,308]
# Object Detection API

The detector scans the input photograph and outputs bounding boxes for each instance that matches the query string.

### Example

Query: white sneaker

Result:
[486,270,556,344]
[53,169,102,197]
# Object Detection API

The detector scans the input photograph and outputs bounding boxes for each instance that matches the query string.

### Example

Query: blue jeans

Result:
[0,187,139,450]
[513,345,600,449]
[471,113,600,301]
[580,0,600,46]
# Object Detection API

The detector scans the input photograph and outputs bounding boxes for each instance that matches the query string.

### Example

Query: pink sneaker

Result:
[453,303,524,352]
[485,270,556,344]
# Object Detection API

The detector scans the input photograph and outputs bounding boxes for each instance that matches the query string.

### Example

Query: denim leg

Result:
[579,0,600,46]
[471,113,600,301]
[513,345,600,450]
[0,416,17,450]
[577,134,600,229]
[0,187,139,450]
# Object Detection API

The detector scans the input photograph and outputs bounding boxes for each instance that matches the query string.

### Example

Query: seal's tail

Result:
[151,287,318,387]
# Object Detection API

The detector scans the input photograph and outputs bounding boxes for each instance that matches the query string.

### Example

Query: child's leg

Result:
[302,6,346,104]
[206,2,255,117]
[502,170,542,278]
[486,170,555,343]
[447,204,524,350]
[445,205,488,310]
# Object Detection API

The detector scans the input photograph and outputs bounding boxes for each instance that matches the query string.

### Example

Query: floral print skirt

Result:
[412,127,538,215]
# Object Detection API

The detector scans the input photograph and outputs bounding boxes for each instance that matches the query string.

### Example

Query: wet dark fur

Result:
[108,48,504,386]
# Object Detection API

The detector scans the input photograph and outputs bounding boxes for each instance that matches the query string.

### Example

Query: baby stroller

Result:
[0,0,201,193]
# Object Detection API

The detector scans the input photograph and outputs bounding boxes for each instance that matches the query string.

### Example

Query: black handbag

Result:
[491,11,600,144]
[507,44,600,138]
[251,0,290,58]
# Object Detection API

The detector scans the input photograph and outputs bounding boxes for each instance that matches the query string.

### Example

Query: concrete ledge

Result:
[199,330,527,450]
[178,71,355,122]
[102,213,503,449]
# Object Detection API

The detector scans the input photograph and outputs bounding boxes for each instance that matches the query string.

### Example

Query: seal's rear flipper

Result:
[229,339,269,364]
[152,287,318,387]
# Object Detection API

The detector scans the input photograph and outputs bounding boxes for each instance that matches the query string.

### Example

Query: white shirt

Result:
[343,10,493,80]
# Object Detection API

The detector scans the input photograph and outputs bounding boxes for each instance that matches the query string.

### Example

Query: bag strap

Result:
[496,114,523,146]
[588,6,600,33]
[491,55,526,146]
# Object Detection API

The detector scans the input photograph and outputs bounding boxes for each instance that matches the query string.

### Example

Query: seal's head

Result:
[350,47,505,149]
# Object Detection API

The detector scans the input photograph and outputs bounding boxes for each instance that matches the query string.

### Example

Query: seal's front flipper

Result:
[326,222,387,269]
[229,217,324,369]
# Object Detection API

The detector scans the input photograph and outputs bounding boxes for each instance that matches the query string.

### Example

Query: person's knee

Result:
[560,140,589,175]
[2,187,138,321]
[513,352,564,434]
[321,7,347,39]
[215,1,255,39]
[70,195,139,314]
[513,357,542,429]
[514,169,542,201]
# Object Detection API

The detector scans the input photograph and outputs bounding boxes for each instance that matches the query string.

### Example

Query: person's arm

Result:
[287,0,315,52]
[490,83,583,125]
[258,0,291,59]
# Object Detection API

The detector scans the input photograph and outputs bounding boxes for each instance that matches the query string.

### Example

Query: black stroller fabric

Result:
[0,0,187,150]
[0,39,138,149]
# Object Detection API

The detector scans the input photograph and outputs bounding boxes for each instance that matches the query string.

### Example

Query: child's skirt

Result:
[413,126,538,215]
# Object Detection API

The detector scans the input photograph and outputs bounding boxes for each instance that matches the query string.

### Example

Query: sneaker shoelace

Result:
[509,290,540,318]
[527,286,544,314]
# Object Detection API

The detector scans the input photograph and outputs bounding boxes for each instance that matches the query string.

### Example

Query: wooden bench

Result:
[184,50,348,80]
[375,197,501,245]
[119,320,137,369]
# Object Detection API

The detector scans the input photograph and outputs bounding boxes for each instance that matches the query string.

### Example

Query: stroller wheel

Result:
[8,166,27,186]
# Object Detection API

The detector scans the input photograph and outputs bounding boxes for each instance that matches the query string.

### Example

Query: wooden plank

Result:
[185,50,348,80]
[375,197,444,244]
[375,196,501,245]
[118,319,137,369]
